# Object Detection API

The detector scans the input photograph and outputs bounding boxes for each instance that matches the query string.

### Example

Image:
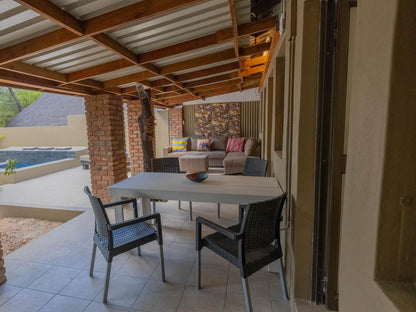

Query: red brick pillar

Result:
[127,98,156,175]
[168,106,184,144]
[85,94,127,203]
[0,233,6,285]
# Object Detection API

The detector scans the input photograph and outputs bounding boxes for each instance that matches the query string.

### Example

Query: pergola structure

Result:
[0,0,280,201]
[0,0,279,108]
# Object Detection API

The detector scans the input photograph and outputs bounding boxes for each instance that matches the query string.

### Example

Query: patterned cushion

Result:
[197,138,211,151]
[226,137,247,152]
[244,138,259,156]
[172,138,188,152]
[210,136,228,151]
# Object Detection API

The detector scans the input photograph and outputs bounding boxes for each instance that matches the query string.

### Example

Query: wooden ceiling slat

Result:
[0,29,79,65]
[1,61,67,83]
[175,62,240,83]
[67,59,132,82]
[239,65,266,77]
[14,0,84,35]
[191,78,241,93]
[183,72,239,88]
[103,71,157,89]
[242,55,268,68]
[259,28,280,89]
[83,0,205,36]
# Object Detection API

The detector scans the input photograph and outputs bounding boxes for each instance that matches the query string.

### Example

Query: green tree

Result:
[0,87,43,127]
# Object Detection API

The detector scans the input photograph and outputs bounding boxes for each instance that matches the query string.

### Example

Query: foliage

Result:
[4,159,17,175]
[0,87,43,127]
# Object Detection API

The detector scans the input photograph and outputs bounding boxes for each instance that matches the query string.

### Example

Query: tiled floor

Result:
[0,167,291,312]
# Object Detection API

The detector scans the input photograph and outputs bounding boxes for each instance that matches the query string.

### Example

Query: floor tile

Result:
[227,267,271,298]
[150,259,193,284]
[28,266,81,293]
[60,270,106,300]
[132,280,186,312]
[83,301,130,312]
[225,292,273,312]
[164,242,195,263]
[187,262,229,292]
[177,285,225,312]
[0,289,53,312]
[117,255,158,280]
[5,262,52,287]
[38,294,90,312]
[56,247,92,269]
[94,274,147,308]
[0,284,22,305]
[271,299,291,312]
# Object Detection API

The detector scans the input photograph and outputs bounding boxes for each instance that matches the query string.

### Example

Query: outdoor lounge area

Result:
[0,167,294,312]
[0,0,414,312]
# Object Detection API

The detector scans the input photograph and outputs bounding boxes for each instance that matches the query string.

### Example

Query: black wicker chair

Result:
[197,193,288,312]
[217,158,269,219]
[84,186,165,303]
[151,157,194,220]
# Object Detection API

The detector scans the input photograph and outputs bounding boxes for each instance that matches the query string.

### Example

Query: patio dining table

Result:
[109,172,282,222]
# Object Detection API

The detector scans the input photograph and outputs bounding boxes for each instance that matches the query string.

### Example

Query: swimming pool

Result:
[0,162,37,169]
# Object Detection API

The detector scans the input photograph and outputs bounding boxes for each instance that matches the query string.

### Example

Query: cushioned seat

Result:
[223,152,247,174]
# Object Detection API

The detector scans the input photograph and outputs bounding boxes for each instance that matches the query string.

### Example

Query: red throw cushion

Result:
[226,137,247,152]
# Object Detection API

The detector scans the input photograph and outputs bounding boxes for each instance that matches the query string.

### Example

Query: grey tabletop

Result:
[109,172,281,205]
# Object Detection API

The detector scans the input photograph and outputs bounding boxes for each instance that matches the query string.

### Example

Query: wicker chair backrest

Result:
[151,157,180,173]
[84,186,111,239]
[241,193,287,253]
[242,158,269,177]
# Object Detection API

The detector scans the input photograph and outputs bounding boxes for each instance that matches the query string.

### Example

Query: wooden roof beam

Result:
[259,28,280,89]
[228,0,243,89]
[14,0,84,35]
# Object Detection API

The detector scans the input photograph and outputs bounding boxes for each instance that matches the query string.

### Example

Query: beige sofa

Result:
[163,136,260,174]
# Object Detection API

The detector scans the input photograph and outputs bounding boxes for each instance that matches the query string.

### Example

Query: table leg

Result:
[114,196,124,222]
[141,197,151,216]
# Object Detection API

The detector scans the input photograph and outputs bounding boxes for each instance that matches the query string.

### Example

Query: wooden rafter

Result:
[228,0,243,88]
[259,28,280,89]
[0,0,273,100]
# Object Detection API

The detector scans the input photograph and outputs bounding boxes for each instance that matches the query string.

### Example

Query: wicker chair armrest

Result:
[102,198,137,208]
[109,213,161,231]
[196,217,242,240]
[163,146,172,157]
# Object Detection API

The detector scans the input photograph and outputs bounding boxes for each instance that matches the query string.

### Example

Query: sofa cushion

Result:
[197,138,211,151]
[244,138,260,156]
[190,137,202,151]
[205,151,226,159]
[210,136,228,151]
[226,137,247,152]
[223,152,246,175]
[172,138,188,152]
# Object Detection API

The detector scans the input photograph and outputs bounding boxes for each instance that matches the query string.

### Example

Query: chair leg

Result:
[196,250,201,289]
[103,262,112,303]
[217,203,221,218]
[159,244,165,282]
[241,277,253,312]
[137,246,141,256]
[152,200,156,214]
[89,244,97,277]
[178,200,181,210]
[189,202,193,221]
[278,258,289,300]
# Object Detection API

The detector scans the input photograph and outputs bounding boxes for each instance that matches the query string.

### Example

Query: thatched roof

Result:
[6,93,85,127]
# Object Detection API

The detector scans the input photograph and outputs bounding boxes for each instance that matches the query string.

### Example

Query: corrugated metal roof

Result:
[0,0,59,48]
[0,0,273,105]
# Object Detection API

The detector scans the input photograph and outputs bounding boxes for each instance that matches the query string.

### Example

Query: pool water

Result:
[0,163,37,169]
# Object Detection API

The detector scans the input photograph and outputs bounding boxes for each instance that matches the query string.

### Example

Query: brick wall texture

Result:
[168,107,184,144]
[0,233,6,285]
[85,94,127,203]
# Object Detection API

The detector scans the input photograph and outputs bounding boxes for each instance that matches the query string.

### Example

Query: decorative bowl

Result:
[186,171,208,183]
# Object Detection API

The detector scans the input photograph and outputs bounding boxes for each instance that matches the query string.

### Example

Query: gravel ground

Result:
[0,217,62,255]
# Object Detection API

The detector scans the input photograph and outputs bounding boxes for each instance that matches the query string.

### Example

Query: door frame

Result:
[312,0,357,309]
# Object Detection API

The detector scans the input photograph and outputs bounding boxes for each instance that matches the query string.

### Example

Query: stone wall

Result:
[194,103,240,137]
